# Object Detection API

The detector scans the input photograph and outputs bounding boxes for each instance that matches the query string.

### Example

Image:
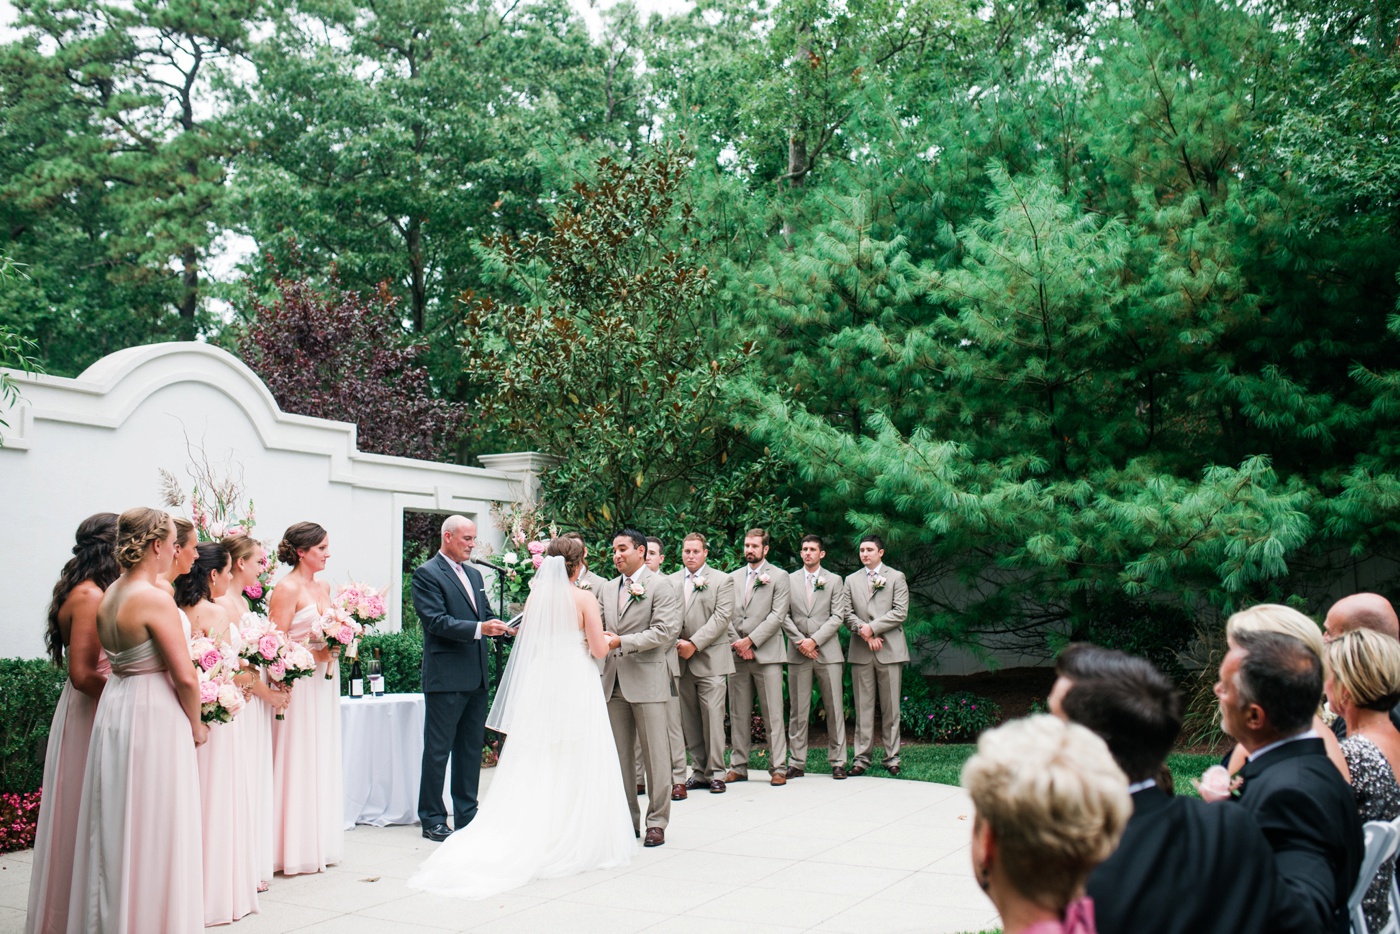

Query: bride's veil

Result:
[485,554,579,735]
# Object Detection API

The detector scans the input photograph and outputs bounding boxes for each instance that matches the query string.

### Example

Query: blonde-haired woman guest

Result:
[1326,629,1400,932]
[1223,604,1348,778]
[67,508,207,933]
[961,715,1131,934]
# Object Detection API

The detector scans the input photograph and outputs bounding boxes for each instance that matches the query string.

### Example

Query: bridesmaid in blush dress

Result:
[216,534,287,892]
[66,507,208,934]
[269,521,344,875]
[25,514,120,934]
[178,542,260,926]
[157,516,196,597]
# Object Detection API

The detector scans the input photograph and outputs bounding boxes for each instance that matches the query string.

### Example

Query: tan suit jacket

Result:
[784,566,848,664]
[729,560,790,665]
[670,564,735,678]
[577,568,609,593]
[598,566,681,703]
[844,564,910,664]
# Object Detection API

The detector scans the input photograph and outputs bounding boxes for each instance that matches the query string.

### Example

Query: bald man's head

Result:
[1324,593,1400,642]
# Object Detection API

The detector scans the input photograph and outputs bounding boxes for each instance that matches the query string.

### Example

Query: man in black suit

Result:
[1218,629,1364,934]
[412,515,511,842]
[1324,593,1400,738]
[1051,644,1282,934]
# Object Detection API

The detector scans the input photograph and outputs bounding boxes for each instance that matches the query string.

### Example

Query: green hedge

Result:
[339,629,424,695]
[1,659,67,794]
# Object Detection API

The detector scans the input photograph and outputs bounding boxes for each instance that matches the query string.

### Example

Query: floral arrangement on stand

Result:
[159,452,277,613]
[487,503,559,609]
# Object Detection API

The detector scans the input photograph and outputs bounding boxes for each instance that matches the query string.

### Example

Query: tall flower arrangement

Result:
[486,505,559,606]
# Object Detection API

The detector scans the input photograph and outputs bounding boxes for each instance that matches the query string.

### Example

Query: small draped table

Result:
[340,693,451,830]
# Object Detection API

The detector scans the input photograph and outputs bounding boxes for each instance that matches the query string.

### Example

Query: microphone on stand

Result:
[468,557,508,572]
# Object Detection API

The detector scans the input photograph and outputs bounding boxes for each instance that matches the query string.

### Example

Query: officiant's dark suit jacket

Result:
[1232,737,1363,934]
[414,553,494,692]
[1086,785,1280,934]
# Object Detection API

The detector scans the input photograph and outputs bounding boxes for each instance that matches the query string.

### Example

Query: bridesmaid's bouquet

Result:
[237,612,287,669]
[333,581,388,630]
[190,634,244,724]
[266,641,317,720]
[312,605,364,679]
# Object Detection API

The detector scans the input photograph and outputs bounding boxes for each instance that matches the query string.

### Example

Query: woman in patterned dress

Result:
[1325,628,1400,932]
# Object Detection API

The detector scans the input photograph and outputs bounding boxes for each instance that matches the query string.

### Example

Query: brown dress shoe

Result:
[849,763,868,776]
[724,771,748,783]
[832,765,848,780]
[684,775,710,791]
[787,767,805,779]
[644,827,665,847]
[887,765,901,777]
[671,783,688,801]
[709,779,726,793]
[636,783,646,796]
[770,772,787,786]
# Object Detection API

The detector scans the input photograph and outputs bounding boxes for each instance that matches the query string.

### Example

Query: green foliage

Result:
[0,659,66,794]
[900,678,1001,743]
[338,629,423,695]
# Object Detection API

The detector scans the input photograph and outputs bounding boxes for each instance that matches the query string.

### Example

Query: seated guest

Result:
[1323,593,1400,738]
[1325,629,1400,933]
[1052,644,1282,934]
[961,715,1130,934]
[1216,629,1364,934]
[1223,604,1348,778]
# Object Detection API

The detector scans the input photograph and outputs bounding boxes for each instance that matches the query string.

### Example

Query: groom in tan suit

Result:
[844,534,909,775]
[726,528,792,786]
[672,533,735,794]
[783,534,850,779]
[599,528,682,846]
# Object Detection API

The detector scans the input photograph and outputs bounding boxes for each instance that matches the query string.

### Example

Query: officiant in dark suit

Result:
[412,515,511,842]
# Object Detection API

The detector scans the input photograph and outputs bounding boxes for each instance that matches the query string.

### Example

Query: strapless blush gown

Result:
[271,604,344,875]
[25,654,111,934]
[65,639,202,933]
[196,620,260,924]
[241,675,275,885]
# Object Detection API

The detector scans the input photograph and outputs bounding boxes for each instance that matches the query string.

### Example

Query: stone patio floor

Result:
[0,771,998,933]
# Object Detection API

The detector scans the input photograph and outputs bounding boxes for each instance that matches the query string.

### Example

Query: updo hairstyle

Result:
[547,536,585,578]
[278,522,327,567]
[115,508,173,570]
[222,533,260,571]
[172,516,195,548]
[174,543,231,608]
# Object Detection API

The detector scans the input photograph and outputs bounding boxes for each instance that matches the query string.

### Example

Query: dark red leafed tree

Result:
[238,265,469,462]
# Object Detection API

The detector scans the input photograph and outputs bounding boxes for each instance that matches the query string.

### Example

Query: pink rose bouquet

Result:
[189,637,244,724]
[333,581,388,631]
[312,606,363,679]
[267,641,317,719]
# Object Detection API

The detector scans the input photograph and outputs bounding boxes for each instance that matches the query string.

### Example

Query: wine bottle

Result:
[369,647,385,696]
[349,656,364,698]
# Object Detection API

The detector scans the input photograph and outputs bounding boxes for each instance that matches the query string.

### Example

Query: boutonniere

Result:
[692,575,708,591]
[575,579,592,591]
[627,580,646,602]
[870,575,887,591]
[1196,765,1245,801]
[813,576,827,591]
[756,572,772,587]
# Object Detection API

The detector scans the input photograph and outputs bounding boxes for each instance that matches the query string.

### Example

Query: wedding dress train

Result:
[408,556,634,899]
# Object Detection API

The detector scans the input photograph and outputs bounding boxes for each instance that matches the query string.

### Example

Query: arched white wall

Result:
[0,342,538,660]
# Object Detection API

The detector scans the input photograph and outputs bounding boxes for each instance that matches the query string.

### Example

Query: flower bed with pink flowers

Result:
[0,790,41,853]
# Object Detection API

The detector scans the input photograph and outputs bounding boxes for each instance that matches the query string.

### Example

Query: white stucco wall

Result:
[0,342,536,660]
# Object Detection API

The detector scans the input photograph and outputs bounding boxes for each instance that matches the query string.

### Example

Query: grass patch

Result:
[750,745,1223,795]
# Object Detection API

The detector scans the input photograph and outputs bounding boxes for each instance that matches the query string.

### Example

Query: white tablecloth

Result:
[340,693,449,830]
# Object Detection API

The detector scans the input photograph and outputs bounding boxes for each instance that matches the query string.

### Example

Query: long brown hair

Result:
[46,513,120,666]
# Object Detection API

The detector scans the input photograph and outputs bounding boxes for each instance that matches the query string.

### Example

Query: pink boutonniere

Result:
[627,580,646,601]
[692,575,708,591]
[755,572,772,587]
[870,575,887,591]
[813,576,827,591]
[575,579,592,590]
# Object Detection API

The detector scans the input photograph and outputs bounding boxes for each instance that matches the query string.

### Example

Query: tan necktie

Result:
[450,560,479,614]
[866,567,877,597]
[744,567,756,607]
[684,572,696,608]
[618,576,631,612]
[806,571,816,610]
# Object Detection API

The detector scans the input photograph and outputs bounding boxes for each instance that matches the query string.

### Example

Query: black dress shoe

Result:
[849,763,868,776]
[887,765,902,777]
[684,775,711,791]
[421,823,453,842]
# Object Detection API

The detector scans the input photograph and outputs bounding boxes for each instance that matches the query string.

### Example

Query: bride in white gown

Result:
[408,544,634,899]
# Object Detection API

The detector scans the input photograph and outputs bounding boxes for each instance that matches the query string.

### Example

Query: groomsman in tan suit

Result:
[671,533,736,794]
[726,528,792,786]
[645,537,664,572]
[844,534,909,775]
[646,535,689,801]
[783,534,850,779]
[599,528,682,846]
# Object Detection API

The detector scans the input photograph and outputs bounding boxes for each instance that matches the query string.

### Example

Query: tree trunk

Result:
[407,218,426,332]
[178,244,198,340]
